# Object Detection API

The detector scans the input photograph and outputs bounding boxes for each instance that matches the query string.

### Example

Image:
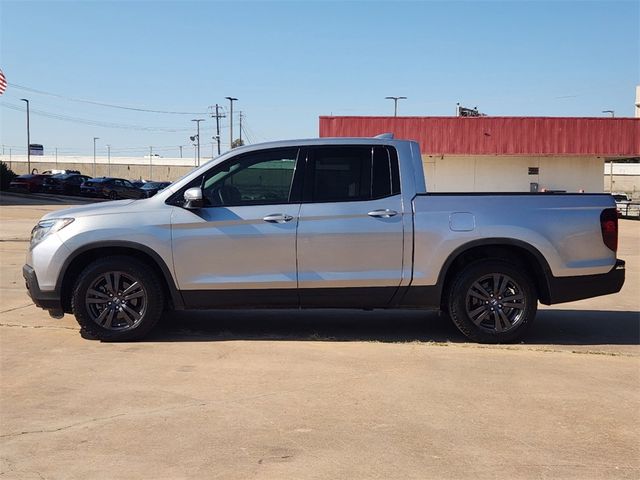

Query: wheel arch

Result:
[437,238,554,307]
[58,241,184,313]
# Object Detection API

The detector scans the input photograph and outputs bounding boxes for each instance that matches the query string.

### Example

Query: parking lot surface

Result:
[1,197,639,479]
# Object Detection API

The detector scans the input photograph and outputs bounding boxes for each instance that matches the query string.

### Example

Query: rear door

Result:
[296,145,404,307]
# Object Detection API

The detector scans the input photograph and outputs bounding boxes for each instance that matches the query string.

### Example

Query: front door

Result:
[171,147,301,308]
[296,145,405,308]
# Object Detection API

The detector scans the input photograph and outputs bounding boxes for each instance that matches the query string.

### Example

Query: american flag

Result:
[0,69,6,95]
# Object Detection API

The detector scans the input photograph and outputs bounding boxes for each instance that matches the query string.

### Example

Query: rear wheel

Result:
[109,190,118,200]
[447,259,537,343]
[71,256,164,341]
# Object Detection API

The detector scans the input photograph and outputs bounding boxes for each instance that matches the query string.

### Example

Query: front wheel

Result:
[71,256,164,341]
[109,190,118,200]
[447,259,537,343]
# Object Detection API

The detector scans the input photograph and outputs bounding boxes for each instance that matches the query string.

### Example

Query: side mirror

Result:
[183,187,204,209]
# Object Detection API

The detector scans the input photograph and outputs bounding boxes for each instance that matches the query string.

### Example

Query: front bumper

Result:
[23,264,63,314]
[546,259,626,304]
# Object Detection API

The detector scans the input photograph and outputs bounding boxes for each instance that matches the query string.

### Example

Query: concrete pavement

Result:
[1,201,638,479]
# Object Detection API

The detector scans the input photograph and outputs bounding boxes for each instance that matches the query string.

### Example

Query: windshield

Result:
[141,182,168,189]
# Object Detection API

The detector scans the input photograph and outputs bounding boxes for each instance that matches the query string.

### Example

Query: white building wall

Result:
[422,155,604,193]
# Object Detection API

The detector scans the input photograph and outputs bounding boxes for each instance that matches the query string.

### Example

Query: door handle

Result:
[263,213,294,223]
[368,209,398,218]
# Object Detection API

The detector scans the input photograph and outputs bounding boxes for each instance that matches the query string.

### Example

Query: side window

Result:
[113,180,123,187]
[123,180,134,188]
[310,147,371,202]
[201,148,298,207]
[309,146,400,203]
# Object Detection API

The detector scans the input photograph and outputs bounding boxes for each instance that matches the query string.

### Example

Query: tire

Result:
[447,259,537,343]
[109,191,118,200]
[71,256,164,341]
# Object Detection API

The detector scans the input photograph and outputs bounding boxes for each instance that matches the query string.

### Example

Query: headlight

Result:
[30,218,74,248]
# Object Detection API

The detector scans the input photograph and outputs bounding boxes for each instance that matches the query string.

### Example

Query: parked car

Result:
[24,136,625,343]
[80,177,143,200]
[139,181,171,198]
[9,174,49,193]
[43,174,93,196]
[131,180,147,189]
[41,169,81,176]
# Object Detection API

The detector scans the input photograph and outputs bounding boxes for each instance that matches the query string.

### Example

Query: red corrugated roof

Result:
[319,116,640,156]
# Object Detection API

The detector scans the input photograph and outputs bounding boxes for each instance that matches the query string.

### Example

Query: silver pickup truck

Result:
[24,136,625,343]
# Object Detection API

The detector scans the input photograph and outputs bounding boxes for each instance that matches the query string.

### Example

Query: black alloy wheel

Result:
[71,256,164,341]
[447,259,537,343]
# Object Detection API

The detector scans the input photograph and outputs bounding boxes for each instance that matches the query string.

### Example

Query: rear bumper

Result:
[23,264,63,314]
[545,259,625,304]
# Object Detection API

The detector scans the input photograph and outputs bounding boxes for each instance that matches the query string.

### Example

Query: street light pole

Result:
[149,146,153,179]
[225,97,238,148]
[20,99,30,174]
[385,96,407,117]
[93,137,99,177]
[602,110,615,117]
[191,119,204,166]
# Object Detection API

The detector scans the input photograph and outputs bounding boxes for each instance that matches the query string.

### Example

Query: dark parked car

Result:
[9,174,49,193]
[43,174,93,196]
[80,177,144,200]
[131,180,146,189]
[139,181,171,198]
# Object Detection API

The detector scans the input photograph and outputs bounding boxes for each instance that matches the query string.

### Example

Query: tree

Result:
[0,162,17,191]
[231,138,245,149]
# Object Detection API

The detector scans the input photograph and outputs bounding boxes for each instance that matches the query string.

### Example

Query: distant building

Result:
[319,116,640,194]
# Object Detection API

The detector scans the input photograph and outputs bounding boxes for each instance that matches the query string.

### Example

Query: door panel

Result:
[297,195,404,307]
[171,204,299,294]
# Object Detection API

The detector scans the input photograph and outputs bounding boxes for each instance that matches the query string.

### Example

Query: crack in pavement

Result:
[0,402,208,439]
[0,322,77,331]
[0,304,34,314]
[421,341,639,357]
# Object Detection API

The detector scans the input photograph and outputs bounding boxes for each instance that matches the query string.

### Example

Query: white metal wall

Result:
[422,155,604,193]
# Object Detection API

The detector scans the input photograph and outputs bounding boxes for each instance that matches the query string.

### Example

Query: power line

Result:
[1,102,192,132]
[8,83,208,115]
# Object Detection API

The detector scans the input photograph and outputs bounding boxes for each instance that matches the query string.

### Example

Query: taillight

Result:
[600,208,618,252]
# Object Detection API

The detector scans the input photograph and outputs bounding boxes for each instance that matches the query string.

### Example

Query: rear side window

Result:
[311,147,371,202]
[307,146,400,203]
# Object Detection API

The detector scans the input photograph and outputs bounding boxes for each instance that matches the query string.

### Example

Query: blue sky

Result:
[1,0,638,157]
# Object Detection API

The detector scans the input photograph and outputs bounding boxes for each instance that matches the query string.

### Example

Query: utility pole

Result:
[93,137,99,177]
[149,146,153,179]
[209,104,225,155]
[385,96,407,117]
[225,97,238,148]
[106,145,111,176]
[191,119,204,166]
[55,147,58,166]
[239,111,243,144]
[20,99,30,174]
[179,145,183,158]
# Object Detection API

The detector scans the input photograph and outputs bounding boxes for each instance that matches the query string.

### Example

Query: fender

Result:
[56,240,184,310]
[395,237,554,307]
